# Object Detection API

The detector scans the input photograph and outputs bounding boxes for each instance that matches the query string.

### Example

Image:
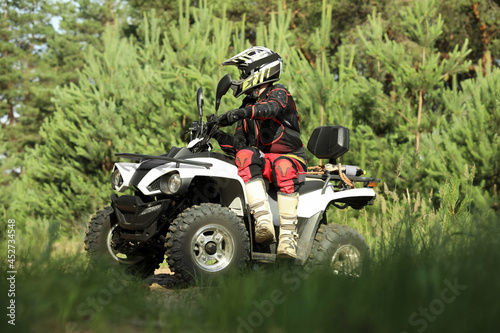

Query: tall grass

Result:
[1,178,499,333]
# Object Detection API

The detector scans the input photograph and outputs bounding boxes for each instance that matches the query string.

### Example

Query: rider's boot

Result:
[277,192,299,259]
[245,178,276,243]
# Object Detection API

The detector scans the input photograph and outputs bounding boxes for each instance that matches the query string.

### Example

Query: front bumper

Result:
[111,194,170,231]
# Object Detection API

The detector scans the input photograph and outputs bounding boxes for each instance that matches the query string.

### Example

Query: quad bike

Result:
[84,74,380,281]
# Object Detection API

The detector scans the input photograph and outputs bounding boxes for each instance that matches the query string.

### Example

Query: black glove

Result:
[208,120,231,143]
[206,114,218,129]
[217,108,250,127]
[205,114,219,137]
[206,114,217,124]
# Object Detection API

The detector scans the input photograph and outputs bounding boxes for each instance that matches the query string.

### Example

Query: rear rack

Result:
[307,164,380,191]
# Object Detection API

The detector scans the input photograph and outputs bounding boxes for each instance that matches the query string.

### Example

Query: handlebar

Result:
[188,116,219,153]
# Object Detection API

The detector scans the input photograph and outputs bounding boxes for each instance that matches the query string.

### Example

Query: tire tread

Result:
[165,203,250,282]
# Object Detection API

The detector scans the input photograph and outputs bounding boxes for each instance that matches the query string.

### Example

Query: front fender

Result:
[113,163,139,192]
[133,157,248,205]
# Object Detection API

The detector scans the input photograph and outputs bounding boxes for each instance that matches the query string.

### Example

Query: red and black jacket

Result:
[215,84,306,162]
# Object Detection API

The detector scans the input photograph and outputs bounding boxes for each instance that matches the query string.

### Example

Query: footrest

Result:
[251,252,276,263]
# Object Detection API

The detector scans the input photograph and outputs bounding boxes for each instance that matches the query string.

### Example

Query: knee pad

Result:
[273,157,298,194]
[235,147,265,183]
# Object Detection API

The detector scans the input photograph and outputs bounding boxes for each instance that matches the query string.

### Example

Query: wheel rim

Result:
[106,224,142,265]
[190,224,235,272]
[330,244,362,276]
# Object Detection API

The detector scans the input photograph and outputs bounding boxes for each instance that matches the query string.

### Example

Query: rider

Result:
[212,46,307,259]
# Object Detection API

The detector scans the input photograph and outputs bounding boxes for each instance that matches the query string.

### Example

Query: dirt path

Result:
[145,266,180,290]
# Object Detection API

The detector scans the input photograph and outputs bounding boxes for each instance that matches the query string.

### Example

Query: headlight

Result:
[168,173,182,193]
[111,169,123,189]
[160,172,182,195]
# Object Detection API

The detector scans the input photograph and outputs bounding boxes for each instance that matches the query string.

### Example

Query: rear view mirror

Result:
[196,87,204,118]
[215,74,232,114]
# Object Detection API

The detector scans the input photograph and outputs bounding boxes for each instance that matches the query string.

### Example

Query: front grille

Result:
[147,178,161,192]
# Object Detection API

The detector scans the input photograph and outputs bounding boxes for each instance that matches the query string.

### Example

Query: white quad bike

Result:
[84,74,380,281]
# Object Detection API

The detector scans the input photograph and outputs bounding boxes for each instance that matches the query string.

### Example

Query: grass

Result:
[1,179,499,333]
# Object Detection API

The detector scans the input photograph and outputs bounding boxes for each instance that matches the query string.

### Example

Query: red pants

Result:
[235,147,306,194]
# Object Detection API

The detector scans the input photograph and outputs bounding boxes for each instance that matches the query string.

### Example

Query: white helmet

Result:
[222,46,282,97]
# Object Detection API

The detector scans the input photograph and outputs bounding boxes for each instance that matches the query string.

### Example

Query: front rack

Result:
[115,153,212,169]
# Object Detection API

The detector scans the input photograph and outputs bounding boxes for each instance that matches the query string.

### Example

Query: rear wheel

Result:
[165,203,250,282]
[84,206,164,277]
[308,224,369,276]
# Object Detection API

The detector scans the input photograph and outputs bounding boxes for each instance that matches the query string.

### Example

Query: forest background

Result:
[0,0,499,332]
[1,0,499,232]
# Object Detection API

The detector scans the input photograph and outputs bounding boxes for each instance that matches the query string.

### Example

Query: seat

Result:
[298,178,325,195]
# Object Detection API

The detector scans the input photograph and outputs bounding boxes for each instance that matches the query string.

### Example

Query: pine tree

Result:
[424,64,500,210]
[0,0,125,218]
[3,0,498,231]
[5,4,241,228]
[436,0,500,68]
[356,0,471,192]
[0,0,57,185]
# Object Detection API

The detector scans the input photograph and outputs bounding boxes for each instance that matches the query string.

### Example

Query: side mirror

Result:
[196,86,204,118]
[215,74,232,114]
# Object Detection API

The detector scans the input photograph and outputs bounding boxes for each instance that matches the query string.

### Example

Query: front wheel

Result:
[308,224,369,276]
[165,203,250,282]
[84,206,164,277]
